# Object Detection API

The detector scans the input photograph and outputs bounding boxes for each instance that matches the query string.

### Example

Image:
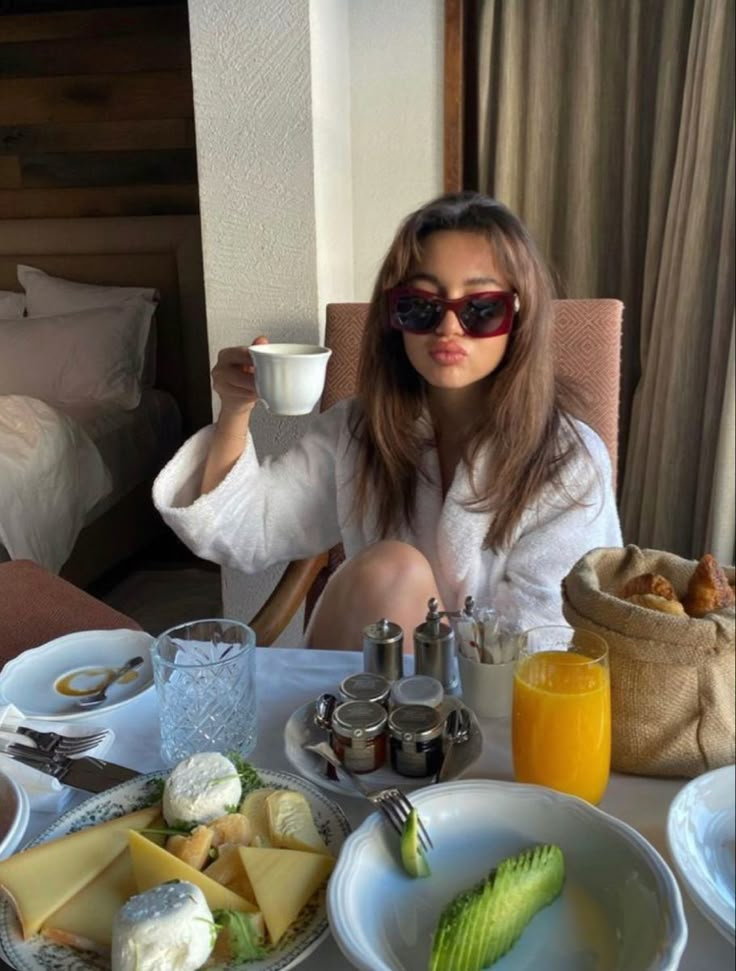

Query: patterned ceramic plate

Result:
[0,768,351,971]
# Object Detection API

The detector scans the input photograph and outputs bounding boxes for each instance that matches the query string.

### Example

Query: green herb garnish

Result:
[208,773,240,787]
[227,752,264,793]
[213,909,267,960]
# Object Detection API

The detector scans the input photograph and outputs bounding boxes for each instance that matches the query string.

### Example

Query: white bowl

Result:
[0,769,29,860]
[667,763,735,945]
[328,779,687,971]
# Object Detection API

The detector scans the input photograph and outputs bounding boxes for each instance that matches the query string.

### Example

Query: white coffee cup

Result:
[248,343,332,416]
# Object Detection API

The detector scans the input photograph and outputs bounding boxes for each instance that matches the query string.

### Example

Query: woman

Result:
[153,191,622,648]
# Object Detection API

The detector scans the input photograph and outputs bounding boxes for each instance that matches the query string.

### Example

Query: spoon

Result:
[75,656,144,709]
[314,692,338,731]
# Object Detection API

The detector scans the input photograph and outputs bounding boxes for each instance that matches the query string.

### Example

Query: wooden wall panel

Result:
[0,33,191,78]
[0,5,187,43]
[0,73,194,125]
[0,119,195,155]
[0,185,198,218]
[0,1,198,219]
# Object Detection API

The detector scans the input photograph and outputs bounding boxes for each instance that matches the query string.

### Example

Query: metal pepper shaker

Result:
[362,617,404,682]
[413,597,460,694]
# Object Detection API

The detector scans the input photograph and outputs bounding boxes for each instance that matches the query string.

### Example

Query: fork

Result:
[0,726,108,758]
[304,741,433,852]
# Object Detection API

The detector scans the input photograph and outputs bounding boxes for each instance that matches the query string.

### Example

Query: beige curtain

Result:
[470,0,735,562]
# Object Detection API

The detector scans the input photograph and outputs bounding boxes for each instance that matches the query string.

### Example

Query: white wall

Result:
[350,0,444,298]
[188,0,442,643]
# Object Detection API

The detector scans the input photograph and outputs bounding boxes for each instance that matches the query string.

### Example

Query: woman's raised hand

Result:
[211,337,268,417]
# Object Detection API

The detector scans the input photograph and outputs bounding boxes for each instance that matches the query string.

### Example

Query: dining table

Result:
[6,647,734,971]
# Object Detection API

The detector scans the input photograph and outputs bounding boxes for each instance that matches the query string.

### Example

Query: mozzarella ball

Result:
[163,751,242,826]
[111,881,214,971]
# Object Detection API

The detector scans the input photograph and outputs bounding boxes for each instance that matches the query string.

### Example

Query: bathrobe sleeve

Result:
[491,423,623,629]
[152,403,348,572]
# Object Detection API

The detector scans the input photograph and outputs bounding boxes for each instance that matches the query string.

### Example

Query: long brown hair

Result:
[350,191,588,550]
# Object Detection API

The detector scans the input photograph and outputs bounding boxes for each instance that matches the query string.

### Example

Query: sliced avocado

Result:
[400,809,431,878]
[429,843,565,971]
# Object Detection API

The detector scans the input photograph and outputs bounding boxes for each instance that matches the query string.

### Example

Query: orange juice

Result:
[512,650,611,804]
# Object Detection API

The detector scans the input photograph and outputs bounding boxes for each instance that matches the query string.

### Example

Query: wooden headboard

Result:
[0,214,211,434]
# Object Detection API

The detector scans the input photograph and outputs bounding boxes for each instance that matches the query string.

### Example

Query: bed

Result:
[0,215,212,588]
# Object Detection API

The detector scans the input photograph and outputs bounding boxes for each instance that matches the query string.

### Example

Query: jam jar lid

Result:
[339,672,392,704]
[332,700,388,740]
[388,704,444,742]
[390,675,444,709]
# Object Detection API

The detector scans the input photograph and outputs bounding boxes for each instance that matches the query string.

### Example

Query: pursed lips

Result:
[429,342,467,364]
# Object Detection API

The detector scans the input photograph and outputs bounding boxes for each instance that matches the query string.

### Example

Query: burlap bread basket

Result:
[562,545,735,778]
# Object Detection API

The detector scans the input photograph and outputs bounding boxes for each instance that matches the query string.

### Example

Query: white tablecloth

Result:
[20,649,735,970]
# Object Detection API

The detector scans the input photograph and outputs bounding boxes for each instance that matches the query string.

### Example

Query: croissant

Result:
[626,593,686,616]
[619,572,679,602]
[682,554,735,618]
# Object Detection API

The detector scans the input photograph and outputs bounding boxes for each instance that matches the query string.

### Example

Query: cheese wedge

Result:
[41,822,167,948]
[42,850,135,947]
[128,830,258,913]
[0,805,160,939]
[238,846,334,945]
[238,787,277,846]
[204,844,257,905]
[266,790,332,856]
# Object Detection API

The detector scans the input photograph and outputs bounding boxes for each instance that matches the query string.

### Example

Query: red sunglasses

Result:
[388,286,519,338]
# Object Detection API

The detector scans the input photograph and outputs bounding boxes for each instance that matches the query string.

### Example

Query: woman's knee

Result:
[309,542,441,650]
[339,541,436,595]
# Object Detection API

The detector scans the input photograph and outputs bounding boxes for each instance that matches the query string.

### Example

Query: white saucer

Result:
[0,629,154,720]
[284,696,481,798]
[0,768,29,860]
[667,763,735,945]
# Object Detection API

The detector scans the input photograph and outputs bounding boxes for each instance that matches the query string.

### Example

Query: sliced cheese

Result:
[204,844,257,905]
[128,830,258,913]
[238,787,277,846]
[41,822,167,948]
[0,804,160,939]
[42,850,135,947]
[238,846,334,945]
[266,790,332,856]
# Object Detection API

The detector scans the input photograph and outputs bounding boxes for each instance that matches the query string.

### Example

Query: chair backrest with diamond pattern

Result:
[321,299,623,477]
[302,299,623,624]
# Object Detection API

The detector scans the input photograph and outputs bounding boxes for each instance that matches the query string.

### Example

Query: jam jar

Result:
[339,672,392,707]
[389,675,444,711]
[388,704,444,778]
[330,700,388,773]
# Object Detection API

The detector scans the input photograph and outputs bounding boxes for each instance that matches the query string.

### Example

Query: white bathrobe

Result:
[153,399,622,630]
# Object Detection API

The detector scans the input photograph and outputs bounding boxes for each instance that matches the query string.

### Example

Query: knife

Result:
[437,706,483,783]
[0,740,140,793]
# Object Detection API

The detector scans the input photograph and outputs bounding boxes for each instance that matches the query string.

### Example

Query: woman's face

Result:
[400,230,512,393]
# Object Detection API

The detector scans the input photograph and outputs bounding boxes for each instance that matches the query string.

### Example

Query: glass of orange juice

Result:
[512,626,610,804]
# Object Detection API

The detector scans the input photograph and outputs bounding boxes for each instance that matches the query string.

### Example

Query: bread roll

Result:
[626,594,686,616]
[619,573,679,602]
[682,554,735,618]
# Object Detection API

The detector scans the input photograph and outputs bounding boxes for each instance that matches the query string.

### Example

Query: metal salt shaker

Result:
[362,617,404,682]
[413,597,460,694]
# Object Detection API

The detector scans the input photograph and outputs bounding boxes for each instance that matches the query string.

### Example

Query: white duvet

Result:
[0,395,112,572]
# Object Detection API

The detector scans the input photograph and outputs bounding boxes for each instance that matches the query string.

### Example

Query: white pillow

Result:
[0,290,25,319]
[17,264,159,386]
[0,300,155,409]
[18,264,158,316]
